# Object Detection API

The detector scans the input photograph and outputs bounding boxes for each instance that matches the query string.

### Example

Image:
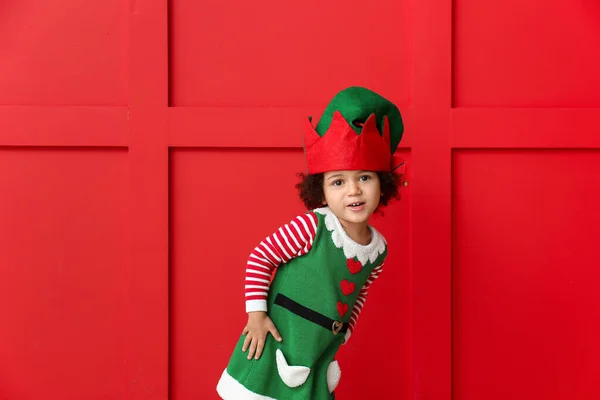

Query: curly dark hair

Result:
[295,171,402,211]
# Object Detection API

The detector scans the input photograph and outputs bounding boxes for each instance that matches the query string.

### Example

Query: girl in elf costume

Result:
[217,86,405,399]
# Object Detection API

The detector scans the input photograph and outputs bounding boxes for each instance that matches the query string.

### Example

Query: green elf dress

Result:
[216,87,405,400]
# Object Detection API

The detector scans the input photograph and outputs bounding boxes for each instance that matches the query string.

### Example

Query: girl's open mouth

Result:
[347,202,365,210]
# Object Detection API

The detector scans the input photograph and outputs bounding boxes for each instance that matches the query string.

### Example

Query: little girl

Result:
[217,86,405,399]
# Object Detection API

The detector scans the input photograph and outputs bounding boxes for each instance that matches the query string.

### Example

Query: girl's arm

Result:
[344,262,384,343]
[244,212,318,313]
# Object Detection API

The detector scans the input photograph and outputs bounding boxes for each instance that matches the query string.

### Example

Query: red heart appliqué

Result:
[346,258,362,274]
[337,301,349,317]
[340,280,355,296]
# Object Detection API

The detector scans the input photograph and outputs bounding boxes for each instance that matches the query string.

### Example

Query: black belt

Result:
[274,293,348,336]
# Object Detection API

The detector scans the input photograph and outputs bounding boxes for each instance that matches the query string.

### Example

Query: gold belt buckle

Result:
[331,320,343,335]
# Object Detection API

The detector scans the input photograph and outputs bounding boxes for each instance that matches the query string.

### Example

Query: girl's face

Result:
[322,170,381,229]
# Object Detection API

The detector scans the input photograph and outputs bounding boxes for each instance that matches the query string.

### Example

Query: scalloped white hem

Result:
[216,369,277,400]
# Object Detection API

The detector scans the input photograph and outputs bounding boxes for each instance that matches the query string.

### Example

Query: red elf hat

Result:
[303,87,405,175]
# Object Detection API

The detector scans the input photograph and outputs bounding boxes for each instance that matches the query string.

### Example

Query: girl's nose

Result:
[348,181,362,195]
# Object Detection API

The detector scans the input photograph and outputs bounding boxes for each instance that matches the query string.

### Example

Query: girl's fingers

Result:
[247,337,258,360]
[269,325,282,342]
[242,334,252,352]
[254,339,266,360]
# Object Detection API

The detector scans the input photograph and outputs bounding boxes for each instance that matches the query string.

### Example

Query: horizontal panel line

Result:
[451,144,600,150]
[452,108,600,148]
[451,148,600,152]
[168,107,414,148]
[0,106,129,147]
[168,145,413,151]
[167,104,415,109]
[0,104,128,107]
[452,145,600,150]
[451,107,600,110]
[0,145,127,151]
[169,144,303,149]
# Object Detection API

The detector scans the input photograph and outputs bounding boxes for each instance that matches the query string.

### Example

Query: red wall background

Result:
[1,1,599,399]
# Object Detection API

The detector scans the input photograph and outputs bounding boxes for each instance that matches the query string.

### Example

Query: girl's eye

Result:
[359,175,371,181]
[332,180,343,187]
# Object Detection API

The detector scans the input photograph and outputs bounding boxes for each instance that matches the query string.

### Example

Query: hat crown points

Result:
[304,111,392,174]
[306,110,387,147]
[314,87,403,153]
[303,86,404,174]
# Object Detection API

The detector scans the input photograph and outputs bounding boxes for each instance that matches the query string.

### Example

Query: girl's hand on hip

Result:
[242,311,282,360]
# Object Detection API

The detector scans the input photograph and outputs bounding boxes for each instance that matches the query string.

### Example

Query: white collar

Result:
[314,207,386,265]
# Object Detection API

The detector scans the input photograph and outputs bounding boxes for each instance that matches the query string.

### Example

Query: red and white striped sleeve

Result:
[245,212,318,313]
[344,262,384,343]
